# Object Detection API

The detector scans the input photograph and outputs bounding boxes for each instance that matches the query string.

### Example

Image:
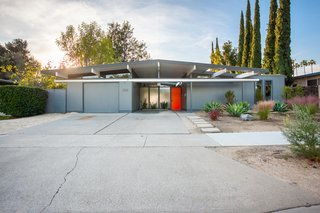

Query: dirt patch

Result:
[213,146,320,198]
[0,113,69,134]
[197,111,286,132]
[78,116,95,120]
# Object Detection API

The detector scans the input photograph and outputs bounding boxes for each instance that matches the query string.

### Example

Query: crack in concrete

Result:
[93,113,129,135]
[143,135,148,147]
[39,147,85,213]
[267,202,320,213]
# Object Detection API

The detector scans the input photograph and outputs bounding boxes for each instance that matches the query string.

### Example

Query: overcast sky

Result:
[0,0,319,67]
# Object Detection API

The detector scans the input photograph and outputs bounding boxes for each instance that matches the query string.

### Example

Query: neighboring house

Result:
[293,72,320,97]
[42,59,285,113]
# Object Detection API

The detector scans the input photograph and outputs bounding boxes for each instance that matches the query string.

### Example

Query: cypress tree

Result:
[214,37,223,64]
[250,0,261,68]
[274,0,292,85]
[241,0,252,67]
[263,0,278,73]
[237,11,245,66]
[210,41,215,64]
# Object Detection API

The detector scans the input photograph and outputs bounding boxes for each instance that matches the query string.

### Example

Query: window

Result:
[255,80,263,102]
[307,79,317,86]
[265,80,272,100]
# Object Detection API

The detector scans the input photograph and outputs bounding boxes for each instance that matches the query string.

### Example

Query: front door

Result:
[171,87,181,111]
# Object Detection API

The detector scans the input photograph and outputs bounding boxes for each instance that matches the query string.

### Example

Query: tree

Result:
[222,41,237,66]
[300,60,308,74]
[107,21,150,62]
[263,0,278,73]
[250,0,261,68]
[237,11,245,66]
[212,38,223,64]
[210,41,215,64]
[308,59,316,73]
[274,0,293,85]
[56,21,116,67]
[242,0,252,67]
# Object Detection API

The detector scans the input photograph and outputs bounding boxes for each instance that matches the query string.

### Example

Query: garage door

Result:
[84,83,119,113]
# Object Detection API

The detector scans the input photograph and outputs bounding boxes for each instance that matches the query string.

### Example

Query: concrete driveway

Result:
[0,111,319,212]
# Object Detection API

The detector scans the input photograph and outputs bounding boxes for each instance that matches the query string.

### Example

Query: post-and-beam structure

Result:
[212,68,227,78]
[235,71,257,79]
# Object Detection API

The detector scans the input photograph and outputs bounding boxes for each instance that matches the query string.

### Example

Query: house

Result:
[42,59,285,113]
[293,71,320,97]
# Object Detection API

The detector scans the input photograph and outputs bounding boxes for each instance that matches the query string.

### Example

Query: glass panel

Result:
[265,80,272,100]
[149,87,158,109]
[255,80,263,102]
[140,87,149,109]
[160,87,170,109]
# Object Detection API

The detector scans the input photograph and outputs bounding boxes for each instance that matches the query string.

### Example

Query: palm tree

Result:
[292,60,300,76]
[300,60,308,74]
[308,59,316,73]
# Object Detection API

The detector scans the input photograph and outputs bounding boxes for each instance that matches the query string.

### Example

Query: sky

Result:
[0,0,319,68]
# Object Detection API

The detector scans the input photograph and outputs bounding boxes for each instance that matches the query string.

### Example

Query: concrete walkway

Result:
[207,131,290,146]
[0,112,318,212]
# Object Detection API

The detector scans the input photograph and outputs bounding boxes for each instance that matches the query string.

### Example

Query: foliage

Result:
[237,11,245,66]
[0,115,13,120]
[56,22,116,67]
[150,103,157,109]
[286,96,319,115]
[0,39,38,80]
[281,86,304,100]
[208,110,221,121]
[273,101,289,112]
[255,87,263,102]
[263,0,278,73]
[249,0,261,68]
[203,101,224,113]
[226,102,250,117]
[222,41,237,66]
[108,21,150,62]
[282,106,320,160]
[256,100,275,120]
[211,38,223,64]
[225,90,235,104]
[274,0,293,85]
[241,0,252,67]
[142,99,147,109]
[160,101,168,109]
[0,86,48,117]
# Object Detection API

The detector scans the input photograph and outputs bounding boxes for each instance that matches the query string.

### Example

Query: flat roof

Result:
[42,59,269,80]
[293,71,320,80]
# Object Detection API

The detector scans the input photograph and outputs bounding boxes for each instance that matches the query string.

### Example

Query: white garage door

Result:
[84,83,119,113]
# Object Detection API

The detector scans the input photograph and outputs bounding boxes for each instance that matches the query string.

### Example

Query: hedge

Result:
[0,85,48,117]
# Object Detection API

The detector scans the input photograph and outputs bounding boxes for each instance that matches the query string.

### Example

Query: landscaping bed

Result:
[197,111,286,132]
[213,146,320,198]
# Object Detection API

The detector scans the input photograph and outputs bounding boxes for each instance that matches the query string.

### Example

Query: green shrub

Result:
[256,101,275,120]
[225,90,235,104]
[142,99,147,109]
[282,86,304,100]
[255,87,263,102]
[226,102,250,117]
[160,101,168,109]
[203,101,223,113]
[150,103,157,109]
[282,106,320,160]
[0,85,48,117]
[273,101,289,112]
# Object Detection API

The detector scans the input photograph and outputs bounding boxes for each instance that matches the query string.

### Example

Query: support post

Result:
[190,82,193,112]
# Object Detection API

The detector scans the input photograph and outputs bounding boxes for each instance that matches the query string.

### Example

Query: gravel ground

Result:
[0,113,70,134]
[213,146,320,199]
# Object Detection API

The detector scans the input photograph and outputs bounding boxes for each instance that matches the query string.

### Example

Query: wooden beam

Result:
[186,65,196,77]
[235,71,257,79]
[212,68,227,78]
[91,68,100,76]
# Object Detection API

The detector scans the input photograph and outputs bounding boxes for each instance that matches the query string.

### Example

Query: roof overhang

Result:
[43,59,269,79]
[55,78,259,83]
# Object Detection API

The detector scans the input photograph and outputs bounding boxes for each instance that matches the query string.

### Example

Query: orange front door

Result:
[171,87,181,111]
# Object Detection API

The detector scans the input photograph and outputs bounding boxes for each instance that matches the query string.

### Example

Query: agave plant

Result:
[273,101,289,112]
[203,101,223,113]
[226,102,250,117]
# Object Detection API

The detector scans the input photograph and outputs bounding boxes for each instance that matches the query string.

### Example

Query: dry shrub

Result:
[256,101,275,120]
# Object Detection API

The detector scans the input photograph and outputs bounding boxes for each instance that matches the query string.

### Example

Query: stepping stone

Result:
[188,116,200,119]
[191,119,206,122]
[193,121,208,124]
[196,123,213,128]
[201,127,221,133]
